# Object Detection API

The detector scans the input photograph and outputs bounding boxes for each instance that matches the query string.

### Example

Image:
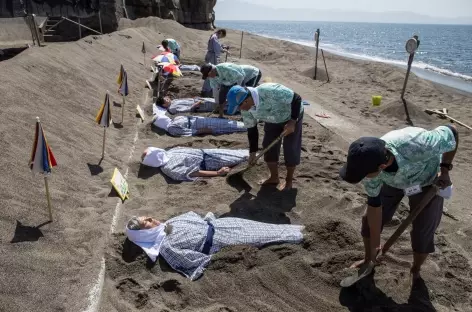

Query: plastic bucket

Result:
[372,96,382,106]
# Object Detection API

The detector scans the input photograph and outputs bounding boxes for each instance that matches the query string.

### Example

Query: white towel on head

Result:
[142,147,170,168]
[247,87,259,108]
[153,114,172,131]
[126,222,167,262]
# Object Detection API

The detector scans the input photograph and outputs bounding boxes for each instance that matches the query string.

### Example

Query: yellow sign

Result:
[110,168,129,201]
[136,105,145,122]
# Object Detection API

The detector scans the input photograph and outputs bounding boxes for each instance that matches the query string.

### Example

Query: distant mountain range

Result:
[214,0,472,25]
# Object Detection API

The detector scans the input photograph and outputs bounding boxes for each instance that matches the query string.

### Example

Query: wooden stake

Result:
[314,29,320,80]
[101,127,106,158]
[321,49,330,82]
[44,176,53,221]
[401,53,415,99]
[122,95,125,123]
[239,31,244,59]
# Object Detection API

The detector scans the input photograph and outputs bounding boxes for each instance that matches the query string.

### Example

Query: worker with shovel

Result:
[339,125,458,285]
[226,83,304,191]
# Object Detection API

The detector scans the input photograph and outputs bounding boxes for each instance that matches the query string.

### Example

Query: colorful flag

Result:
[95,93,112,127]
[116,64,124,85]
[141,42,146,54]
[118,70,129,96]
[29,118,57,174]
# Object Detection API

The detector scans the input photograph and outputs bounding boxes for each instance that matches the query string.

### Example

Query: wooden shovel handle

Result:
[381,185,439,256]
[251,133,284,165]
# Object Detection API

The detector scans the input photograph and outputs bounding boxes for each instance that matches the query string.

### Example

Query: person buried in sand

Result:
[141,146,248,181]
[200,63,262,118]
[152,111,246,137]
[225,83,304,191]
[155,96,221,114]
[339,124,458,281]
[125,211,304,280]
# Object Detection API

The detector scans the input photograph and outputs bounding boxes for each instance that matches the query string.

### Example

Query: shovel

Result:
[226,133,285,191]
[340,185,439,288]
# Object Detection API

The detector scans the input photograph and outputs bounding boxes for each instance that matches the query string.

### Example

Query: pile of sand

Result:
[1,17,471,312]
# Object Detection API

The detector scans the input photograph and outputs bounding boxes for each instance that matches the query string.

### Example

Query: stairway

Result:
[41,16,64,42]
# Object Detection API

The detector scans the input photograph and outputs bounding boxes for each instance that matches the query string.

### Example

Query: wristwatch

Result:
[440,163,453,171]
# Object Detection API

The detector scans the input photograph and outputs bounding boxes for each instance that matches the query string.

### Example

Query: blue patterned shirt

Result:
[241,83,303,128]
[364,126,456,197]
[209,63,245,89]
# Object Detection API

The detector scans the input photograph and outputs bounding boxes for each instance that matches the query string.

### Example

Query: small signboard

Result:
[110,168,129,201]
[136,105,145,122]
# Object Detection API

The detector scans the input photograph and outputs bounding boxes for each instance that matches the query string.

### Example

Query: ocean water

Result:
[217,21,472,93]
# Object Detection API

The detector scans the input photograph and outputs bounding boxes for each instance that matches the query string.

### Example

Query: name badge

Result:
[404,185,422,196]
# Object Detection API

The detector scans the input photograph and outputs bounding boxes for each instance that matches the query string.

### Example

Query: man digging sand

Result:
[339,125,458,282]
[226,83,304,191]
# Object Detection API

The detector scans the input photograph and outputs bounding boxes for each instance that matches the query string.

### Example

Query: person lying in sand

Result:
[200,63,262,118]
[155,96,218,114]
[126,211,304,280]
[152,110,246,137]
[339,125,458,281]
[141,147,248,181]
[226,83,304,191]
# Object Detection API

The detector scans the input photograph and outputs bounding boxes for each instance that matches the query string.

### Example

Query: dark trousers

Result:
[262,113,303,167]
[361,184,444,254]
[245,70,262,87]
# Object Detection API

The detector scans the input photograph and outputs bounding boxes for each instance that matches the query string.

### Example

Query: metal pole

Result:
[44,176,53,221]
[78,17,81,39]
[158,0,161,18]
[321,49,330,82]
[401,54,414,99]
[314,29,320,80]
[98,10,103,34]
[61,17,103,35]
[239,31,244,59]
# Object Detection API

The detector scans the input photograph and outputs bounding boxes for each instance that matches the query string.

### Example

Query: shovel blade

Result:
[226,168,252,192]
[340,263,375,288]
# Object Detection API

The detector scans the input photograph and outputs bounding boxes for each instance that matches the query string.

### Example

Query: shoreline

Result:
[217,27,472,94]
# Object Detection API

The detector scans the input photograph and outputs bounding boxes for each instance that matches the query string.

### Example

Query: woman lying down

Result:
[126,212,304,280]
[141,147,248,181]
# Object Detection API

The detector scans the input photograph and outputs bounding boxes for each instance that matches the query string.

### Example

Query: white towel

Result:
[439,185,453,200]
[126,223,167,262]
[142,147,170,168]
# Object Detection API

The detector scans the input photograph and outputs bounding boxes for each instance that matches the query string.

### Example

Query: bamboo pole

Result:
[44,176,53,221]
[101,127,106,158]
[239,31,244,59]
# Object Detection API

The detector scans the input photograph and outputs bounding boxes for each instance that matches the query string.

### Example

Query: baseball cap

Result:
[226,85,249,115]
[339,137,388,184]
[200,64,214,80]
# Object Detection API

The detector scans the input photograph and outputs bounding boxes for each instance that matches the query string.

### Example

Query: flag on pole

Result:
[95,93,112,127]
[118,70,129,96]
[141,42,146,54]
[29,118,57,174]
[116,64,125,85]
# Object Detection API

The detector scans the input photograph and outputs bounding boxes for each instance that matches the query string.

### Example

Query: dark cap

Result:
[200,64,213,80]
[339,137,388,184]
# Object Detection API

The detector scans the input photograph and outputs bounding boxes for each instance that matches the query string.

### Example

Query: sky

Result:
[217,0,472,19]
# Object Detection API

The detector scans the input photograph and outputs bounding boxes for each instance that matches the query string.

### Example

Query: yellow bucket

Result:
[372,96,382,106]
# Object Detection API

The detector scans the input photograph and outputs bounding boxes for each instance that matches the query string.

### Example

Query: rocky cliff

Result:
[0,0,217,38]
